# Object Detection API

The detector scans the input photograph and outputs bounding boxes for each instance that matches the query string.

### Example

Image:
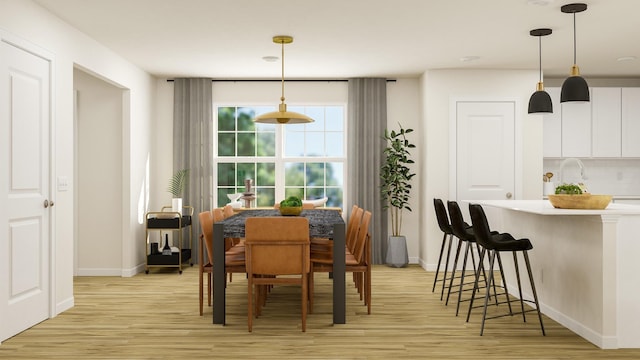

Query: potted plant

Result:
[279,196,303,216]
[380,124,416,267]
[168,169,189,215]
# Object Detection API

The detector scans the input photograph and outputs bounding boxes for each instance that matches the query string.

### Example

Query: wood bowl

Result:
[279,206,303,216]
[548,194,613,210]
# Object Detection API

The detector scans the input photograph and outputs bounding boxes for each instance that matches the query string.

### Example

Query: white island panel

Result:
[470,200,640,349]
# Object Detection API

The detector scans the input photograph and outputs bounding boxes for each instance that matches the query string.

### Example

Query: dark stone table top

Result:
[217,209,344,238]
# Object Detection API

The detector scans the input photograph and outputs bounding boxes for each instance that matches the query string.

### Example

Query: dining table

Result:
[212,208,346,325]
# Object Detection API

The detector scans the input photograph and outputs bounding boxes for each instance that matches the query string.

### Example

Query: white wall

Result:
[420,69,543,270]
[74,68,123,275]
[0,0,156,313]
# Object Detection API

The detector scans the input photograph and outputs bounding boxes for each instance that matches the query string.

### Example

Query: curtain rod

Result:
[165,79,396,83]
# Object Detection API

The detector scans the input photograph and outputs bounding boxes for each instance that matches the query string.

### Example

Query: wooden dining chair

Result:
[198,210,246,316]
[244,217,310,332]
[309,210,372,315]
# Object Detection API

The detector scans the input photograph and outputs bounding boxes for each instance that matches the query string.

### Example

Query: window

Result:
[214,105,345,208]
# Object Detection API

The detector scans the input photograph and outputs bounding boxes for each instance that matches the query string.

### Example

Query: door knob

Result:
[506,192,513,199]
[44,199,55,208]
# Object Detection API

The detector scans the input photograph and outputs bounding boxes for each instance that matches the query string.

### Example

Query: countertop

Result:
[470,199,640,215]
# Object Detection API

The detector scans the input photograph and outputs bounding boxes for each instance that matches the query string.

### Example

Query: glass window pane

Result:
[237,133,255,156]
[306,187,325,200]
[217,163,235,186]
[237,163,255,187]
[285,187,303,200]
[306,162,325,186]
[237,107,256,131]
[257,132,275,157]
[306,133,324,157]
[326,106,343,131]
[218,107,236,131]
[326,187,343,208]
[256,188,275,207]
[285,162,304,186]
[305,107,325,131]
[218,133,235,156]
[327,162,343,186]
[256,163,275,186]
[326,133,343,157]
[285,131,305,157]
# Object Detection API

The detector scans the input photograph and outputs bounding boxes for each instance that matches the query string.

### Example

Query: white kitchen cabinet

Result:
[622,88,640,157]
[542,87,562,157]
[591,87,621,157]
[561,90,592,158]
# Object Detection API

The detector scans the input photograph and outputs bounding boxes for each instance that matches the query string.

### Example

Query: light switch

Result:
[57,176,69,192]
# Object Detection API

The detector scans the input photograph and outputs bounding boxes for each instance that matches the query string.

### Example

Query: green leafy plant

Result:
[555,183,583,195]
[380,124,416,237]
[280,196,302,207]
[167,169,189,198]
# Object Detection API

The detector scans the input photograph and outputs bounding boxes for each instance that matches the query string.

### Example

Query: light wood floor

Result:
[1,265,639,359]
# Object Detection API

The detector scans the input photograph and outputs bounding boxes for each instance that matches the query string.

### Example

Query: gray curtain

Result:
[173,78,213,263]
[347,78,388,264]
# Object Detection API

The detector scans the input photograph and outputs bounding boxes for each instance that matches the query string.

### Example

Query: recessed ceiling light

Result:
[617,56,637,62]
[262,56,279,62]
[460,56,480,62]
[527,0,554,5]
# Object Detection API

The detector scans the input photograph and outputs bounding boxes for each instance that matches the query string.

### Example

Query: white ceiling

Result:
[33,0,640,80]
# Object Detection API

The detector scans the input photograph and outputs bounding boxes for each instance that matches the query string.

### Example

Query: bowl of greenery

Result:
[548,184,612,209]
[279,196,303,216]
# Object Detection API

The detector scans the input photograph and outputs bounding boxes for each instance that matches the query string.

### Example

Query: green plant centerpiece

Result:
[554,183,583,194]
[380,124,416,237]
[168,169,189,216]
[279,196,303,216]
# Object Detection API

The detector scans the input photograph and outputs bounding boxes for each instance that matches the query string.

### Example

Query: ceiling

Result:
[33,0,640,80]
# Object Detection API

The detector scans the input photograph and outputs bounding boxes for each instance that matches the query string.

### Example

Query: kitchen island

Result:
[470,200,640,349]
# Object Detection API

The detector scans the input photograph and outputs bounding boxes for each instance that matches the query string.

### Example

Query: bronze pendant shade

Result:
[528,28,553,114]
[254,35,314,124]
[560,3,590,103]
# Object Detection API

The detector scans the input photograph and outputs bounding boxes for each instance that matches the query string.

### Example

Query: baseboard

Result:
[76,267,123,276]
[55,295,74,315]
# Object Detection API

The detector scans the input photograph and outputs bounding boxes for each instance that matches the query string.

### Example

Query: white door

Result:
[456,101,515,201]
[0,40,51,342]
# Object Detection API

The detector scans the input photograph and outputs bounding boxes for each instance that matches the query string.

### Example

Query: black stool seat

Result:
[490,233,533,252]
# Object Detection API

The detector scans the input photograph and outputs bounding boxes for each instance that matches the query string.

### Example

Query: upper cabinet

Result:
[622,88,640,157]
[561,95,592,158]
[591,87,621,157]
[542,87,562,158]
[543,87,640,159]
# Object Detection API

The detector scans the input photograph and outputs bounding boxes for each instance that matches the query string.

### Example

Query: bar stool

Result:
[467,203,545,336]
[432,199,456,298]
[446,201,490,316]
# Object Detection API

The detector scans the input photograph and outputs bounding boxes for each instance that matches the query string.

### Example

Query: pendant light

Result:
[528,28,553,114]
[560,3,589,103]
[254,35,313,124]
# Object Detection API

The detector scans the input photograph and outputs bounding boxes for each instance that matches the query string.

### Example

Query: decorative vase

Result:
[162,234,172,255]
[172,198,183,216]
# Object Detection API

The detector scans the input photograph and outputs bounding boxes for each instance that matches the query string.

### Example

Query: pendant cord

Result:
[538,36,543,82]
[280,40,285,103]
[573,12,577,65]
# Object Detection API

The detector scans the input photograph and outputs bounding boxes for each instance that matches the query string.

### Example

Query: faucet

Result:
[558,158,587,186]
